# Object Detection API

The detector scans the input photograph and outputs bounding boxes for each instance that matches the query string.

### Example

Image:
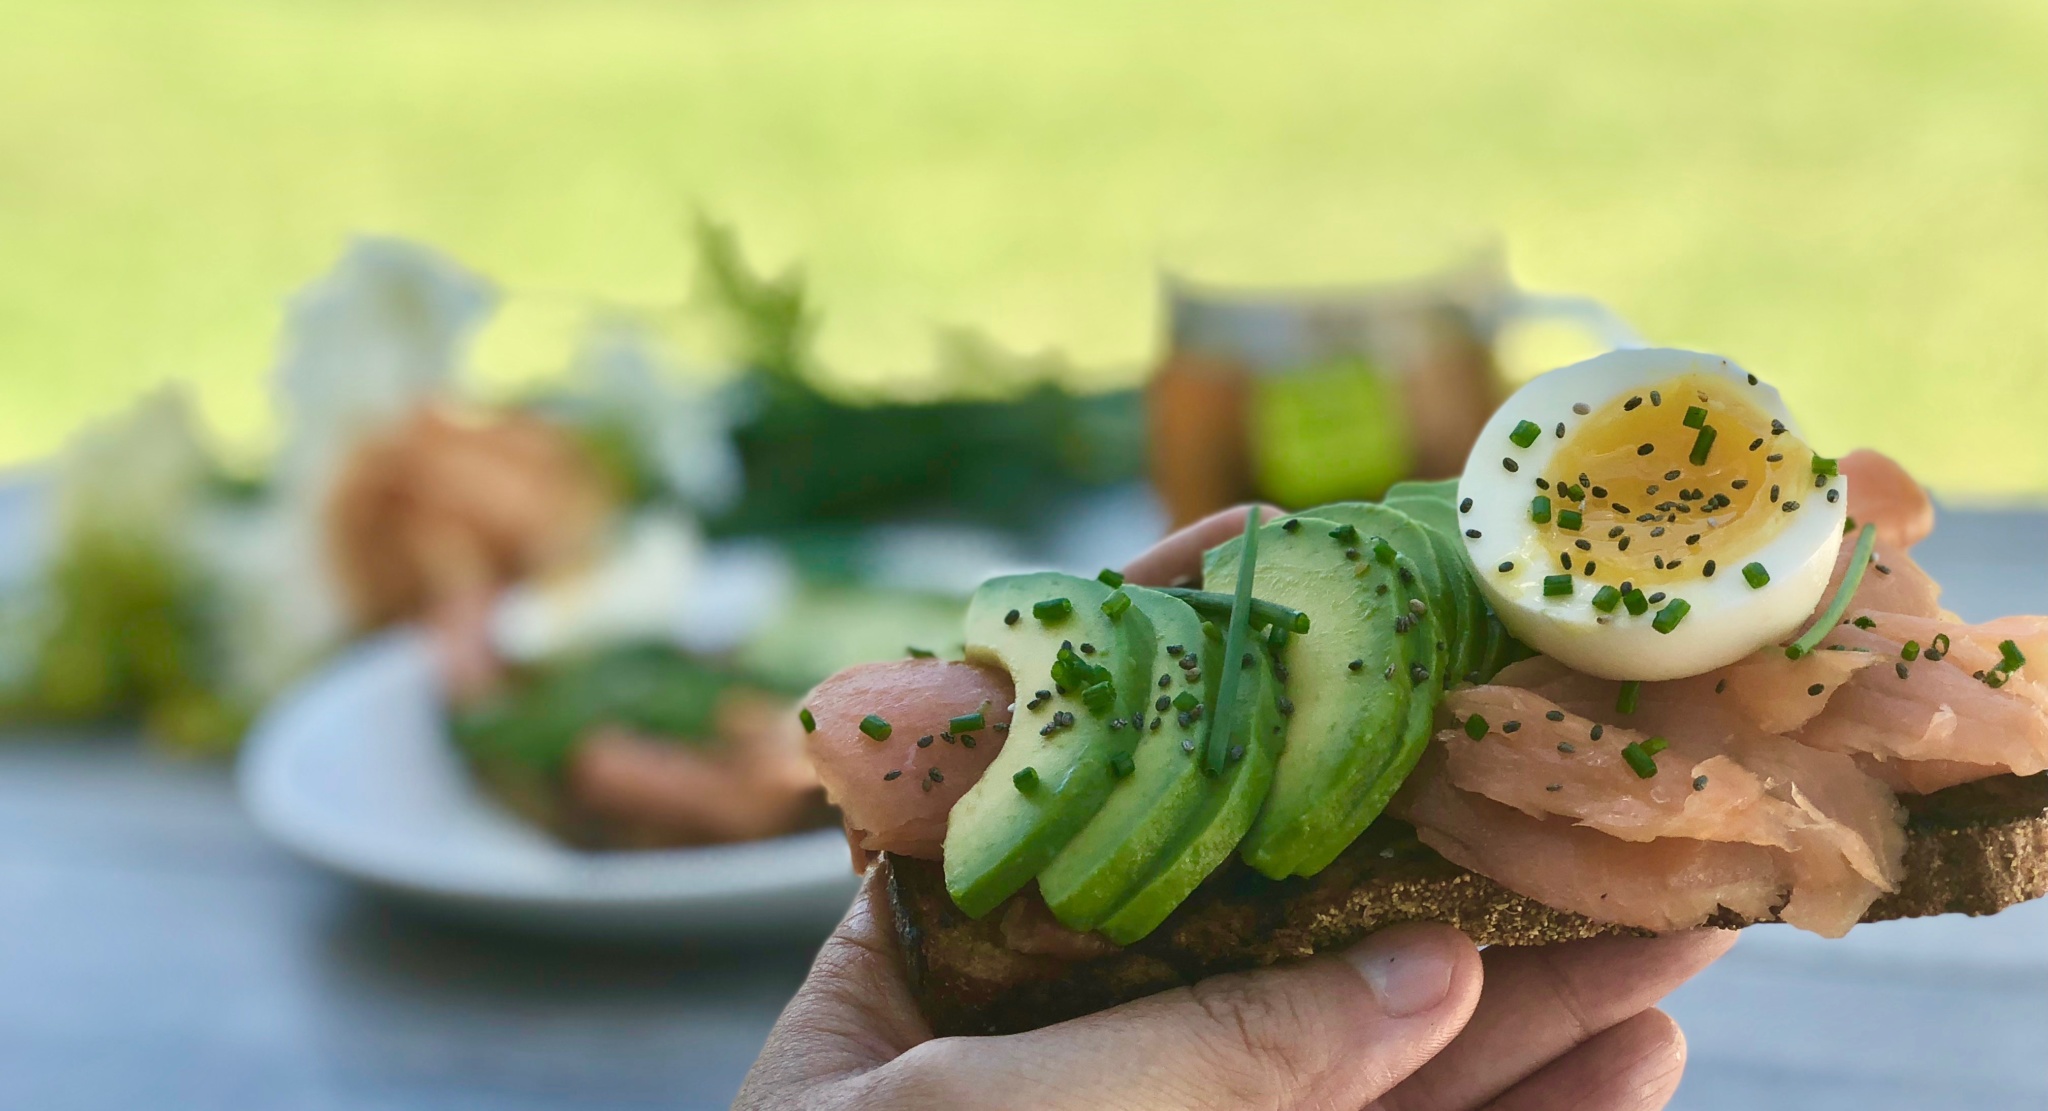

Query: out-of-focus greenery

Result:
[689,219,1145,533]
[5,1,2048,495]
[451,644,745,776]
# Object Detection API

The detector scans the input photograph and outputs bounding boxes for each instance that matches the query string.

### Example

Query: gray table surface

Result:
[1,506,2044,1110]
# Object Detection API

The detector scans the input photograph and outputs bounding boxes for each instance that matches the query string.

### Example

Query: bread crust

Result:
[890,772,2048,1036]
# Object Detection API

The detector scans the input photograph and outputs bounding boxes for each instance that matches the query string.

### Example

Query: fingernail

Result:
[1343,925,1458,1017]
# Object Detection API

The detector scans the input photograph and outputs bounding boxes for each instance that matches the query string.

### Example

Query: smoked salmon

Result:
[802,659,1012,862]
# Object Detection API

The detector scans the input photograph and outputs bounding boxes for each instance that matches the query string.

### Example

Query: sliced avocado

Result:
[1096,632,1284,944]
[1289,546,1443,876]
[1206,516,1415,879]
[1310,502,1460,684]
[1038,587,1223,930]
[1381,482,1489,684]
[944,573,1157,918]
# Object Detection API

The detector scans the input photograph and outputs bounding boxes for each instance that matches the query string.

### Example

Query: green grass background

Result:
[4,0,2046,496]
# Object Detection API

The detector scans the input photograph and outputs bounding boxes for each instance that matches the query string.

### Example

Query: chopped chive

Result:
[1096,568,1126,588]
[1158,587,1311,633]
[1688,424,1718,466]
[1811,455,1838,477]
[949,710,987,733]
[1372,537,1399,565]
[1109,752,1135,778]
[1852,615,1876,630]
[1784,523,1878,659]
[1530,495,1553,524]
[859,714,892,741]
[1930,633,1951,660]
[1683,405,1709,428]
[1509,419,1543,448]
[1172,690,1198,712]
[1100,589,1132,619]
[1464,714,1490,740]
[1206,507,1262,775]
[1557,508,1584,531]
[1651,599,1692,635]
[1641,736,1668,756]
[798,708,817,733]
[1267,624,1291,651]
[1621,740,1660,778]
[2000,639,2028,673]
[1591,585,1623,613]
[1080,681,1116,712]
[1013,766,1040,793]
[1543,574,1575,597]
[1901,639,1920,661]
[1616,680,1641,714]
[1033,597,1073,622]
[907,646,936,659]
[1742,562,1771,589]
[1622,588,1649,616]
[1329,523,1359,542]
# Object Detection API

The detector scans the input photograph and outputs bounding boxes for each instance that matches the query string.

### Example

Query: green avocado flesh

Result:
[1039,587,1245,932]
[1096,631,1283,944]
[1309,503,1462,684]
[1384,478,1524,684]
[1208,517,1424,879]
[944,573,1157,918]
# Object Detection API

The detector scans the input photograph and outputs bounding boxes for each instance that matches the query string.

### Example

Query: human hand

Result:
[736,506,1736,1110]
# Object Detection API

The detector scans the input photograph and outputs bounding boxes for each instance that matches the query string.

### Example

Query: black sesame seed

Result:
[1590,724,1605,740]
[1715,678,1727,693]
[1625,395,1643,410]
[1466,528,1482,539]
[1703,560,1717,577]
[1650,390,1663,406]
[1693,775,1709,791]
[1558,741,1576,753]
[1731,478,1748,489]
[1503,457,1520,472]
[1769,484,1780,503]
[1575,539,1592,551]
[1648,591,1667,603]
[1808,683,1825,696]
[1591,485,1609,499]
[1555,422,1567,438]
[1896,662,1911,679]
[1498,560,1515,573]
[1782,500,1800,513]
[1560,552,1573,570]
[1573,402,1592,414]
[1609,526,1626,538]
[1546,783,1564,793]
[1546,710,1566,721]
[1827,488,1840,503]
[1686,533,1701,545]
[1503,720,1522,733]
[1460,497,1474,513]
[1637,443,1655,455]
[1536,477,1551,490]
[1749,437,1764,451]
[929,768,944,783]
[1664,469,1682,481]
[883,770,902,781]
[1767,452,1784,463]
[1349,659,1364,672]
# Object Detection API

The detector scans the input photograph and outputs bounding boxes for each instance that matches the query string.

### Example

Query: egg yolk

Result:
[1529,373,1814,589]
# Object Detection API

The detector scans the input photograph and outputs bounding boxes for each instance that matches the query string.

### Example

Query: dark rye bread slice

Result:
[889,772,2048,1037]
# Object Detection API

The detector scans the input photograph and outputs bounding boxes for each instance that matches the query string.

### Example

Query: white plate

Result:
[238,629,860,940]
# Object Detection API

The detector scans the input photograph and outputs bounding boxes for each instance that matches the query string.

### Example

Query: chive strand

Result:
[1205,507,1262,775]
[1158,587,1311,634]
[1785,523,1878,660]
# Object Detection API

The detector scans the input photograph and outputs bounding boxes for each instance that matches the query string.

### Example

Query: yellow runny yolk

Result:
[1531,373,1814,589]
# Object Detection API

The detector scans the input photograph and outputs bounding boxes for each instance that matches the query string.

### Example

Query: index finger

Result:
[1121,504,1282,589]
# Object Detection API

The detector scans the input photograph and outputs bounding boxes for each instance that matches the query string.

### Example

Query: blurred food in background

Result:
[0,220,1147,856]
[1150,254,1642,526]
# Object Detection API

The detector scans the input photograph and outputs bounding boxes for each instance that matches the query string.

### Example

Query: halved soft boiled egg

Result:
[1457,348,1848,680]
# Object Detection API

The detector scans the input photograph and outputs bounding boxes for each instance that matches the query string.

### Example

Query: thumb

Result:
[867,922,1483,1111]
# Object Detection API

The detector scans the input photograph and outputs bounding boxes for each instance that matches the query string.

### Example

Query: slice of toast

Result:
[888,772,2048,1036]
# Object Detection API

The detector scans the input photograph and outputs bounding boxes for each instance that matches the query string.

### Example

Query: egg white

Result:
[1456,348,1848,681]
